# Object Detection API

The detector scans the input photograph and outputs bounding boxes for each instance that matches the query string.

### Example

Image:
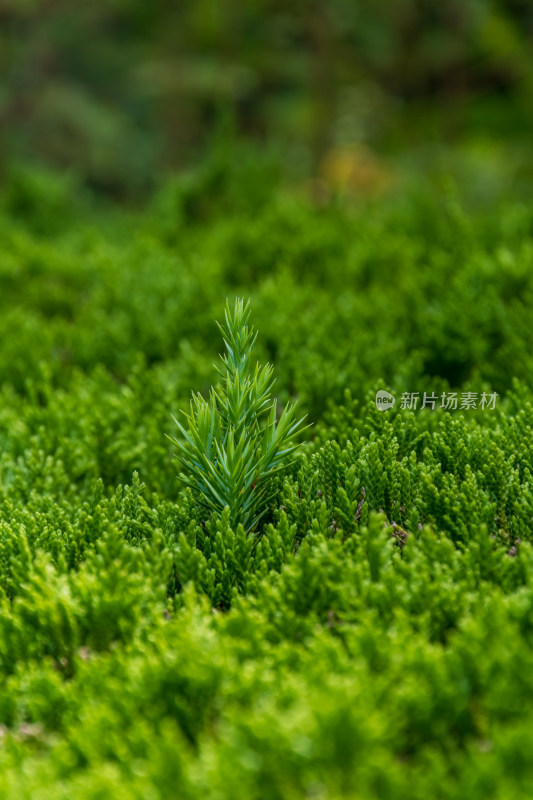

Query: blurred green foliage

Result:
[0,155,533,796]
[1,0,532,193]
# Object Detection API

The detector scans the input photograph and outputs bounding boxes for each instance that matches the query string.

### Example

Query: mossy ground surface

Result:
[1,161,533,798]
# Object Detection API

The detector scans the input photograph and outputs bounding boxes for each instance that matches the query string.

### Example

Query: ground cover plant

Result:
[1,156,533,798]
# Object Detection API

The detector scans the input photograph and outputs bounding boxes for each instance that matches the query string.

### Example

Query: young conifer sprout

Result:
[169,298,308,532]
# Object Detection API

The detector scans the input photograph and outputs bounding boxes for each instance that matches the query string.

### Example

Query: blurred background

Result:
[0,0,532,200]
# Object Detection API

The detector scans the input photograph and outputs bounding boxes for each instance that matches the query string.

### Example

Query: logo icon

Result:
[375,390,396,411]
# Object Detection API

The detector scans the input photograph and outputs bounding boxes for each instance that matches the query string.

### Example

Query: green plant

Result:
[169,298,308,532]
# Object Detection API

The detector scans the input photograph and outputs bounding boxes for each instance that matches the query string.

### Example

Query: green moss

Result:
[0,162,533,797]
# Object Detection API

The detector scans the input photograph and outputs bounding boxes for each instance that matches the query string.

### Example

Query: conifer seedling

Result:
[169,298,308,532]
